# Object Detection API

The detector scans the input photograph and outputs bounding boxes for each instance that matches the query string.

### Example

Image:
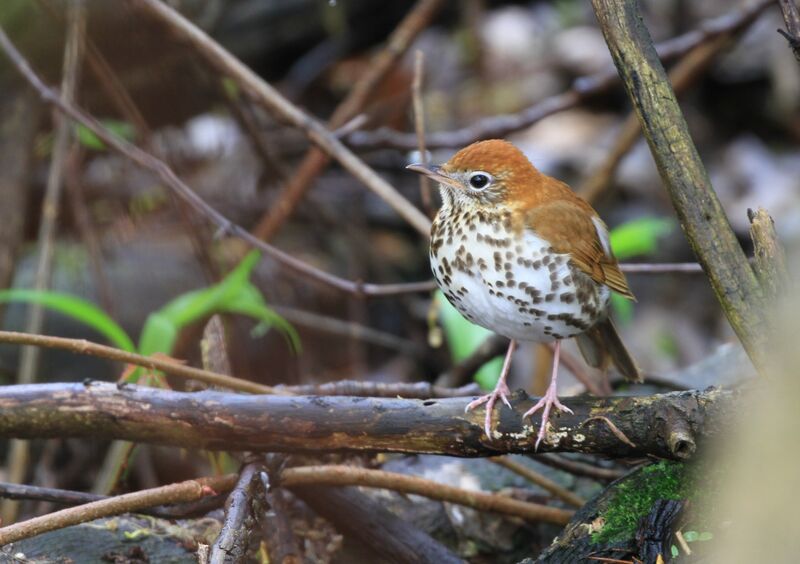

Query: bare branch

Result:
[0,474,237,546]
[0,382,736,459]
[591,0,769,371]
[345,0,771,151]
[0,25,430,298]
[253,0,444,240]
[128,0,431,236]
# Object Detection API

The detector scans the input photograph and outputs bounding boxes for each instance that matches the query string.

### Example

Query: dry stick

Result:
[0,464,571,546]
[747,208,789,300]
[64,151,115,314]
[0,481,227,520]
[3,2,85,526]
[210,462,263,564]
[345,0,773,151]
[0,382,733,459]
[0,330,476,399]
[535,454,626,482]
[126,0,430,237]
[274,380,481,399]
[38,0,221,286]
[579,32,742,203]
[253,0,444,241]
[0,330,283,395]
[0,27,430,298]
[272,305,425,357]
[619,262,703,273]
[490,456,586,508]
[435,333,507,387]
[258,455,301,564]
[280,465,573,525]
[777,0,800,60]
[412,49,434,216]
[591,0,769,372]
[0,474,238,546]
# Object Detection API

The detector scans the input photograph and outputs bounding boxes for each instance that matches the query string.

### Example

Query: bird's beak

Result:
[406,163,461,189]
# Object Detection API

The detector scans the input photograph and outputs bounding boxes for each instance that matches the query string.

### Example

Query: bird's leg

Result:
[523,340,574,449]
[465,339,516,438]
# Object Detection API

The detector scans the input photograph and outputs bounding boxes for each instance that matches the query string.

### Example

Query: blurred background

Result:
[0,0,798,560]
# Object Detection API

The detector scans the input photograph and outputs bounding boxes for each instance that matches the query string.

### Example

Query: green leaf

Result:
[435,291,502,390]
[137,250,299,358]
[671,545,679,558]
[607,217,673,324]
[609,217,673,260]
[611,293,634,324]
[74,120,135,151]
[682,530,713,543]
[0,289,134,351]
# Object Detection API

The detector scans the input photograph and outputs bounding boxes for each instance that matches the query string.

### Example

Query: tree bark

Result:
[590,0,769,371]
[0,382,735,459]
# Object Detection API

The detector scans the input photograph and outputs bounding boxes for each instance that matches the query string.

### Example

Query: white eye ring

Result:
[468,171,492,190]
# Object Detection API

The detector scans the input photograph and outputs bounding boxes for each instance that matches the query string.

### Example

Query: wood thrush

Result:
[408,139,641,448]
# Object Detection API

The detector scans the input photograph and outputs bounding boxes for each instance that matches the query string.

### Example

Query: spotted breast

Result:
[430,207,608,343]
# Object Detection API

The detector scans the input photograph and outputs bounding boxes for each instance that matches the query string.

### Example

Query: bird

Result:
[407,139,641,448]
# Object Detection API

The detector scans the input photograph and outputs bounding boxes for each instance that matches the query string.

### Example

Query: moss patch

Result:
[592,461,690,543]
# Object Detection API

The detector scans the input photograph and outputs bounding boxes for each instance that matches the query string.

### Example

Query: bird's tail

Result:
[575,318,642,383]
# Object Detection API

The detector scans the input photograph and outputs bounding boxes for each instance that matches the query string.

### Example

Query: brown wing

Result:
[524,199,635,300]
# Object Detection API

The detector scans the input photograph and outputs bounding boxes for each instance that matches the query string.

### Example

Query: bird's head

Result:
[407,139,542,208]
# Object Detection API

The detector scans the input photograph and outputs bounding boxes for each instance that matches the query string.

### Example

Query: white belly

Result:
[431,229,609,342]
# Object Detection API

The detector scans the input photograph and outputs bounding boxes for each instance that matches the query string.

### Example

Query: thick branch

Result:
[591,0,769,371]
[0,382,733,459]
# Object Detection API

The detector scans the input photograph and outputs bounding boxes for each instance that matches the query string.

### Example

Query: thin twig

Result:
[534,454,626,482]
[128,0,431,237]
[259,455,301,563]
[490,456,585,507]
[619,262,703,273]
[0,330,478,399]
[281,465,573,525]
[275,380,481,399]
[0,474,238,546]
[272,305,425,357]
[252,0,444,241]
[435,334,507,387]
[0,25,431,298]
[4,0,85,525]
[412,49,434,216]
[579,32,744,202]
[0,481,226,519]
[777,0,800,61]
[0,330,284,395]
[345,0,772,151]
[581,416,637,448]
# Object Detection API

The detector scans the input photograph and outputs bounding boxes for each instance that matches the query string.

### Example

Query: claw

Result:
[523,391,573,450]
[464,340,517,439]
[465,381,511,438]
[524,339,570,450]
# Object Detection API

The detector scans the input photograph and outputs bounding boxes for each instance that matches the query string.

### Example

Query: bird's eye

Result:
[468,172,491,190]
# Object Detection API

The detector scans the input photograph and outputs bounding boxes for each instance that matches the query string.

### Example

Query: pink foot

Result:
[523,389,573,450]
[465,380,512,438]
[523,339,572,450]
[465,339,517,439]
